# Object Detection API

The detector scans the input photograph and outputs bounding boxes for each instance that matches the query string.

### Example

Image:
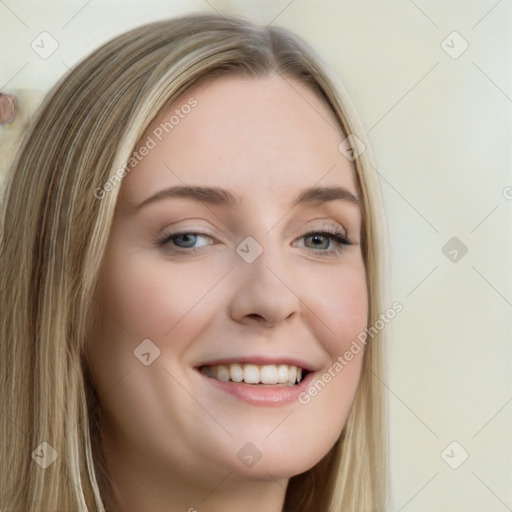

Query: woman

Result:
[1,13,389,511]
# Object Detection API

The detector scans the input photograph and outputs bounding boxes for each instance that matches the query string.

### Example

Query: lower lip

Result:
[196,369,315,407]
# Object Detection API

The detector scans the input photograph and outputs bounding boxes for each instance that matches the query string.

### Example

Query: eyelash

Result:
[155,226,352,256]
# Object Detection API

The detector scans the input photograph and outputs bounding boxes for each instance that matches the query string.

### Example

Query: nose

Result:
[228,240,301,328]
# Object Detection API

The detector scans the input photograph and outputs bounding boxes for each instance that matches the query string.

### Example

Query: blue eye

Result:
[158,232,213,251]
[301,230,351,255]
[156,228,352,255]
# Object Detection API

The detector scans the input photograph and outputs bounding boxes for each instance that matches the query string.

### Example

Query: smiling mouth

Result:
[198,363,310,386]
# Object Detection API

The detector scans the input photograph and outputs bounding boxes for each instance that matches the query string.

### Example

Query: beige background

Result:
[1,1,511,510]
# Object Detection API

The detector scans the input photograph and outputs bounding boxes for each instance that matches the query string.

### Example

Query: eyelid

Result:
[291,218,348,237]
[156,218,348,243]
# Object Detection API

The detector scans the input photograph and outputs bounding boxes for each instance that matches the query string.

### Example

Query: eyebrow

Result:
[133,185,361,211]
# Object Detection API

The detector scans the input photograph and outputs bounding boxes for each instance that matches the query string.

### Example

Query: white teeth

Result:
[288,365,297,385]
[216,365,230,382]
[203,363,306,385]
[260,365,279,385]
[277,364,289,383]
[229,363,244,383]
[243,364,260,384]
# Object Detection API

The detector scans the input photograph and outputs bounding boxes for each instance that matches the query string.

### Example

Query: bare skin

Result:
[85,74,367,512]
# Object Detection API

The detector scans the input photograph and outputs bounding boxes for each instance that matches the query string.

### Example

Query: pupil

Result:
[176,234,195,247]
[310,234,327,249]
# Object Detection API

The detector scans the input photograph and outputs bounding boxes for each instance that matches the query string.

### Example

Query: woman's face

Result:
[86,75,367,490]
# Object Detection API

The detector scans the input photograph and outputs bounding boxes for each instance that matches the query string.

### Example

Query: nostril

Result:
[247,314,275,326]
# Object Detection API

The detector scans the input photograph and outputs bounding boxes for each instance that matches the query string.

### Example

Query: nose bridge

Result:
[235,229,273,282]
[234,203,281,266]
[237,219,288,280]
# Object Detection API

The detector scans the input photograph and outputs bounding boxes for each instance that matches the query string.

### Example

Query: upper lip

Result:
[195,355,318,372]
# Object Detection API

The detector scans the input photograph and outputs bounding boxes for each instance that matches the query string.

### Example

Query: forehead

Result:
[119,75,358,208]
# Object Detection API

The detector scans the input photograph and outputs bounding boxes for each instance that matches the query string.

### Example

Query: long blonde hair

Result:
[0,13,389,511]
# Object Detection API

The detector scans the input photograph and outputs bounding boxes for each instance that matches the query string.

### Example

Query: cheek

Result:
[99,249,228,341]
[305,259,368,357]
[287,264,367,466]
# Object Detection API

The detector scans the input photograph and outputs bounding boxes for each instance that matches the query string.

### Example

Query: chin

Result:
[207,427,340,481]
